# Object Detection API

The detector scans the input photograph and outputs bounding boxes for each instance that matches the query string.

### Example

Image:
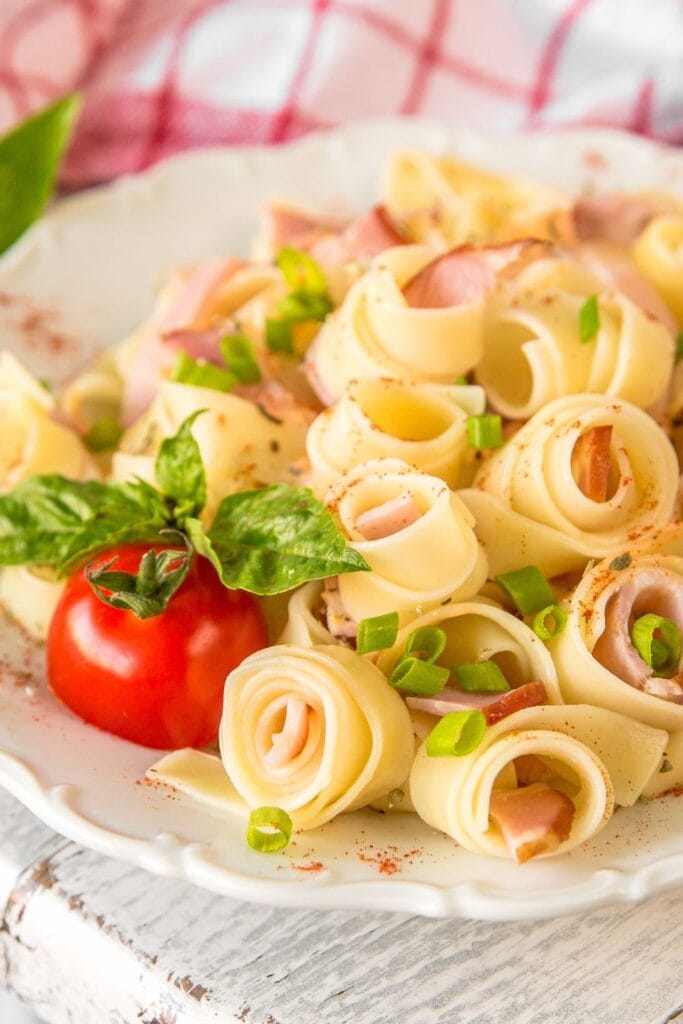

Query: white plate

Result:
[2,117,683,922]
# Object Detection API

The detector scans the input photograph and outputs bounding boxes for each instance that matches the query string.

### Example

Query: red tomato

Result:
[46,543,268,749]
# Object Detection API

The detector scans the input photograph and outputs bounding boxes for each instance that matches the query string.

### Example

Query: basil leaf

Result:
[0,475,170,573]
[186,485,369,595]
[0,93,80,254]
[154,411,207,523]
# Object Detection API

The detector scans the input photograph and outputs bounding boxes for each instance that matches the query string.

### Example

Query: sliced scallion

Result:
[404,624,447,664]
[495,565,555,616]
[356,610,400,655]
[532,604,567,641]
[246,806,293,853]
[389,657,449,696]
[219,334,262,384]
[425,710,487,757]
[466,413,503,449]
[83,415,123,452]
[631,614,681,678]
[452,661,510,692]
[579,294,600,343]
[170,350,236,392]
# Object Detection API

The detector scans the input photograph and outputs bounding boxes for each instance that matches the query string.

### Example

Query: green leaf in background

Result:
[0,93,81,255]
[0,475,170,573]
[186,485,370,596]
[154,411,207,524]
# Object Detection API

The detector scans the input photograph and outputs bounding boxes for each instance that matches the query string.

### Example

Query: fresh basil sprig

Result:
[0,412,369,612]
[0,93,81,255]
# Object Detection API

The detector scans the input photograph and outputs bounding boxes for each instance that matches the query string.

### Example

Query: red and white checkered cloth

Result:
[0,0,681,187]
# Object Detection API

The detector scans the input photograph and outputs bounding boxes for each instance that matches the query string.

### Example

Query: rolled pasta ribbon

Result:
[326,459,487,623]
[410,703,666,861]
[111,379,313,520]
[460,393,678,577]
[376,599,562,705]
[477,257,674,418]
[0,565,65,640]
[305,245,486,405]
[0,353,96,489]
[632,214,683,324]
[381,150,567,247]
[306,378,485,496]
[220,644,415,829]
[278,581,340,648]
[548,530,683,730]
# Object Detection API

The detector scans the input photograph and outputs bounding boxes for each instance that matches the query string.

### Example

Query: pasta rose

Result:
[220,644,414,828]
[409,703,666,863]
[548,526,683,731]
[325,459,487,626]
[632,214,683,325]
[476,256,674,419]
[306,378,485,496]
[460,393,678,577]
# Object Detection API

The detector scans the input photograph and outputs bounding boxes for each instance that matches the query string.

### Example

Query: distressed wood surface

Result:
[0,789,682,1024]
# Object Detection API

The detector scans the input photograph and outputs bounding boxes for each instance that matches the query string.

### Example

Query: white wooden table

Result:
[1,792,683,1023]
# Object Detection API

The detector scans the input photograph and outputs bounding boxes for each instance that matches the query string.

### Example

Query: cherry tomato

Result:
[46,543,268,749]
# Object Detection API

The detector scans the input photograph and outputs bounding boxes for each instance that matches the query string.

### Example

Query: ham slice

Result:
[264,697,310,768]
[263,202,404,266]
[402,239,551,309]
[489,783,575,863]
[121,257,241,425]
[571,425,613,502]
[572,193,660,246]
[407,680,547,724]
[320,576,358,640]
[355,493,422,541]
[592,568,683,700]
[514,754,556,786]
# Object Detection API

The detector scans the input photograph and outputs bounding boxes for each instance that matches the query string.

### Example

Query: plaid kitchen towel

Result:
[0,0,681,187]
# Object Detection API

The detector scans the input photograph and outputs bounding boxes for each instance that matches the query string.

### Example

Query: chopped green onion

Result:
[83,415,123,452]
[532,604,567,641]
[170,350,236,392]
[676,331,683,365]
[404,625,447,664]
[579,294,600,343]
[277,246,328,292]
[389,657,449,696]
[388,788,404,807]
[265,318,294,354]
[246,806,293,853]
[452,661,510,692]
[425,710,487,757]
[466,413,503,449]
[631,614,682,678]
[279,290,333,323]
[495,565,555,616]
[455,375,468,385]
[356,610,400,655]
[219,334,262,384]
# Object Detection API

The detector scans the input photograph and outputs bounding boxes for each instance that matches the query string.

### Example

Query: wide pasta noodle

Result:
[459,393,678,577]
[548,527,683,731]
[326,459,487,624]
[306,378,485,496]
[381,150,568,247]
[409,703,667,860]
[377,599,562,704]
[632,214,683,325]
[0,352,95,490]
[477,257,674,418]
[0,566,65,641]
[305,245,485,405]
[220,644,414,829]
[111,379,312,519]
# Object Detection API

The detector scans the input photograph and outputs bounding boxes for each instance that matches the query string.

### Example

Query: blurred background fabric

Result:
[0,0,681,188]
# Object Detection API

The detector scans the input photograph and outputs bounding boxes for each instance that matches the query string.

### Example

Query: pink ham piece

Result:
[262,203,341,252]
[592,569,683,701]
[402,240,551,309]
[121,257,242,426]
[161,327,224,364]
[572,193,660,247]
[406,680,547,724]
[320,576,358,640]
[578,243,678,335]
[232,378,318,427]
[263,697,310,769]
[571,425,613,502]
[311,205,405,266]
[489,783,575,863]
[355,493,422,541]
